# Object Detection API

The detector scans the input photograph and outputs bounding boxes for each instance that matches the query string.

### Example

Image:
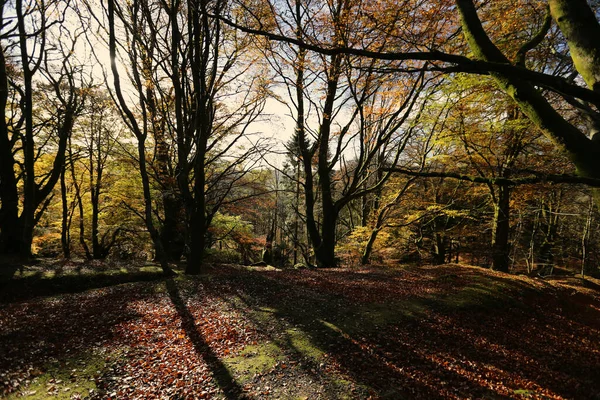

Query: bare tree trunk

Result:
[16,0,36,258]
[361,228,380,265]
[433,232,447,265]
[293,161,301,266]
[539,197,561,265]
[0,35,21,256]
[491,185,511,272]
[90,136,102,259]
[187,211,206,274]
[315,204,338,268]
[60,165,71,259]
[582,196,594,277]
[69,144,92,260]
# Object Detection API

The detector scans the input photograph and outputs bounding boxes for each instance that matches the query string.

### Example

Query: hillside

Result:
[1,261,599,399]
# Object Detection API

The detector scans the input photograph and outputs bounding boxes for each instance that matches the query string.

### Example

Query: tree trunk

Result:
[185,136,207,275]
[491,185,511,272]
[548,0,600,94]
[581,196,594,277]
[69,143,92,260]
[60,165,71,259]
[146,31,185,262]
[361,228,380,265]
[1,0,77,257]
[262,200,278,265]
[539,203,560,264]
[315,235,337,268]
[18,214,35,259]
[16,0,35,259]
[433,233,447,265]
[90,172,102,259]
[187,210,206,275]
[161,196,186,261]
[0,39,21,257]
[315,205,338,268]
[137,139,173,275]
[361,192,370,227]
[262,229,275,265]
[293,161,301,266]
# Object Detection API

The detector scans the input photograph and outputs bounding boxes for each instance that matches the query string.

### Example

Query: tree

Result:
[358,101,445,265]
[430,76,548,271]
[0,2,89,258]
[70,89,125,259]
[455,0,600,184]
[250,0,432,267]
[104,0,176,274]
[221,0,600,188]
[100,0,269,273]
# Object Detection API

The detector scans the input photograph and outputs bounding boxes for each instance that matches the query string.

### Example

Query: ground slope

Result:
[1,262,599,399]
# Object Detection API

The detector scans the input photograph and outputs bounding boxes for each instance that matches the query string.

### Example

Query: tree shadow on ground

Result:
[3,261,599,398]
[205,265,600,399]
[205,269,511,398]
[165,279,245,400]
[0,256,25,282]
[0,281,157,397]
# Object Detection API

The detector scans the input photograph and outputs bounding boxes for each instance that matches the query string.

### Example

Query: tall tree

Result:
[106,0,175,274]
[435,77,546,271]
[221,0,600,192]
[250,0,431,267]
[66,89,124,259]
[160,0,268,273]
[455,0,600,184]
[100,0,268,273]
[0,2,89,257]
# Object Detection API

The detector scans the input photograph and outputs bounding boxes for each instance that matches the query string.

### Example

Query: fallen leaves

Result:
[1,263,600,399]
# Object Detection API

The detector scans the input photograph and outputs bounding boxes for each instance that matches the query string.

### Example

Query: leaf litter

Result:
[1,263,599,399]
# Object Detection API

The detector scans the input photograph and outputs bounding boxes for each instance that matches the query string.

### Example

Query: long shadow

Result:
[397,266,600,397]
[210,270,510,399]
[229,294,358,398]
[0,259,23,283]
[0,281,155,397]
[208,266,600,399]
[165,279,245,399]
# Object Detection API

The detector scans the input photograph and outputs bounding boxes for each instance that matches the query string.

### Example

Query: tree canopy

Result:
[0,0,600,274]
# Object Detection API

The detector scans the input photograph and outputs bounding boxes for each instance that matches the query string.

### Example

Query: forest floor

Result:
[1,260,600,399]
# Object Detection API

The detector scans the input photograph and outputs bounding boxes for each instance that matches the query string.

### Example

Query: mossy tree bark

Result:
[455,0,600,183]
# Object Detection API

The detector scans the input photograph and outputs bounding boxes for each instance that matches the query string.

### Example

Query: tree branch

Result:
[386,168,600,187]
[211,12,600,107]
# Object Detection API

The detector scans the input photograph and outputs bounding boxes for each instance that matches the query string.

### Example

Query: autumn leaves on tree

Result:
[1,0,600,273]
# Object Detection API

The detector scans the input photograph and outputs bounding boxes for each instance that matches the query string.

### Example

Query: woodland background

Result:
[3,1,600,399]
[1,0,600,275]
